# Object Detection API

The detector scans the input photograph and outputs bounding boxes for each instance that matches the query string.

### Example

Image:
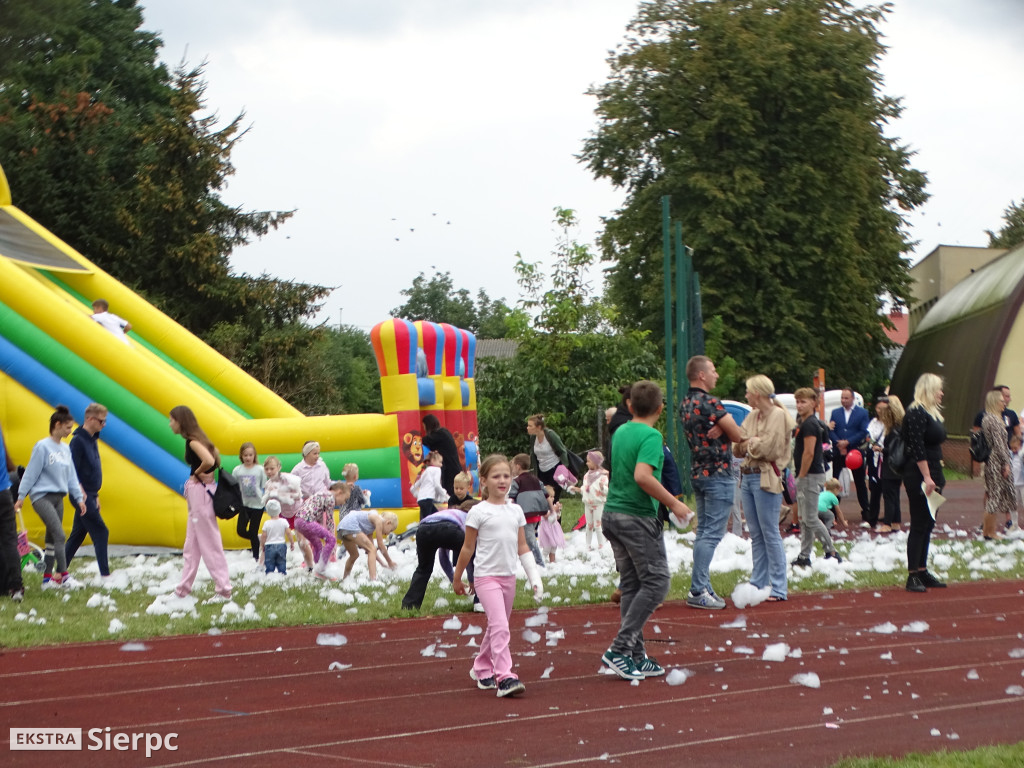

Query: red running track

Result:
[2,580,1023,767]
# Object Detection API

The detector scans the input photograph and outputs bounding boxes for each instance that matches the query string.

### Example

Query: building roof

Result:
[475,339,520,360]
[883,309,909,347]
[916,249,1024,333]
[891,243,1024,433]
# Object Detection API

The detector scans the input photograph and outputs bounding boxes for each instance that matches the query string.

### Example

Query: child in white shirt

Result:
[90,299,131,345]
[411,451,447,520]
[453,454,543,699]
[259,500,294,574]
[263,455,314,571]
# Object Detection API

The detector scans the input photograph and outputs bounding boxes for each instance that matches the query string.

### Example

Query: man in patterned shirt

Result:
[679,355,743,609]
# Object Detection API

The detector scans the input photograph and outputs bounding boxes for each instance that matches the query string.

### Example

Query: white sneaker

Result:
[204,594,230,604]
[61,575,85,590]
[40,579,61,591]
[473,602,486,613]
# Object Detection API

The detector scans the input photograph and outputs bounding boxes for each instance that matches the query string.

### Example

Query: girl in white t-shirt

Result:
[411,450,447,520]
[453,454,543,698]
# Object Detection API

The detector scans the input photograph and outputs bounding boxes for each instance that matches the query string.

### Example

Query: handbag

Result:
[884,429,908,475]
[552,464,578,490]
[208,468,243,520]
[566,450,586,480]
[769,462,793,504]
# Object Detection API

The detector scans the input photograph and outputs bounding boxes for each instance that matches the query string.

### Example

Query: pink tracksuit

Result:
[175,477,232,599]
[296,491,336,570]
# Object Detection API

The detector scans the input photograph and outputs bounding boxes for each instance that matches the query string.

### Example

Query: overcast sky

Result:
[138,0,1024,332]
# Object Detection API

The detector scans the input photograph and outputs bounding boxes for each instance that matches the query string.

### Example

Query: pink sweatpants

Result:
[472,575,518,683]
[176,478,232,598]
[295,518,334,570]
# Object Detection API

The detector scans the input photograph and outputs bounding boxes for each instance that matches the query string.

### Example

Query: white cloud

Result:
[136,0,1024,327]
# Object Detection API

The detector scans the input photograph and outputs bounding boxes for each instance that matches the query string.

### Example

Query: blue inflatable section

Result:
[464,333,476,377]
[417,377,436,406]
[0,334,189,492]
[359,477,402,509]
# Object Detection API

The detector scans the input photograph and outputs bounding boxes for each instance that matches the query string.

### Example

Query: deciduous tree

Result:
[391,271,515,338]
[987,199,1024,250]
[580,0,928,392]
[476,208,660,456]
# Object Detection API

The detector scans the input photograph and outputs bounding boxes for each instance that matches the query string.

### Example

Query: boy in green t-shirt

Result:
[601,380,695,681]
[817,477,849,531]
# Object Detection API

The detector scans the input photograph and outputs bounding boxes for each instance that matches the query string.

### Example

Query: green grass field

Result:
[831,744,1024,767]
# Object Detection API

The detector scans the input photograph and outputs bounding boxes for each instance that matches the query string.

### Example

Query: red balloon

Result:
[845,450,863,470]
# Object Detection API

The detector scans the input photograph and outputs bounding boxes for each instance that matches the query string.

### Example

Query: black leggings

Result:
[401,521,469,610]
[237,506,263,559]
[880,477,902,526]
[418,499,438,521]
[537,466,563,502]
[904,463,943,571]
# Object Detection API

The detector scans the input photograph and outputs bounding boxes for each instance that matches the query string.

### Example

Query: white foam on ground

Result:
[316,633,347,646]
[790,672,821,688]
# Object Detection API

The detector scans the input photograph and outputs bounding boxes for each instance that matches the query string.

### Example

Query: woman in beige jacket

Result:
[734,375,796,602]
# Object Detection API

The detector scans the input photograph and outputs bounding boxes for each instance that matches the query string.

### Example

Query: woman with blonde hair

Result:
[875,395,905,533]
[902,374,947,592]
[980,389,1016,540]
[733,375,795,602]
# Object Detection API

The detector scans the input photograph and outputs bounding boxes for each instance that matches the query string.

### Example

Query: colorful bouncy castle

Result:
[370,318,479,503]
[0,163,478,546]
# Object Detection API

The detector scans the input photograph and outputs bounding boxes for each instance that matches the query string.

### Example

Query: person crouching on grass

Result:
[453,454,544,698]
[336,508,398,580]
[600,380,694,682]
[296,482,350,581]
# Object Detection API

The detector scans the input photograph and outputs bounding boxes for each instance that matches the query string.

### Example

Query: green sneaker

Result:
[635,656,665,678]
[602,649,643,681]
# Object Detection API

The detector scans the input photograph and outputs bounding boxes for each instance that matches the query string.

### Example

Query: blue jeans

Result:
[690,474,735,596]
[602,512,670,662]
[740,473,787,599]
[264,543,286,574]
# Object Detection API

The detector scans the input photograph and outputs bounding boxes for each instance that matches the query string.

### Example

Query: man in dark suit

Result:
[830,387,870,519]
